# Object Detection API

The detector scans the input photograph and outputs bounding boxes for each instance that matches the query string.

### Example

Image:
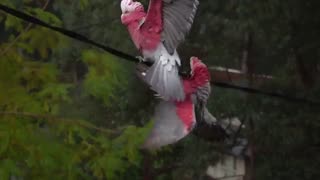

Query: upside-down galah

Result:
[140,57,214,149]
[120,0,199,101]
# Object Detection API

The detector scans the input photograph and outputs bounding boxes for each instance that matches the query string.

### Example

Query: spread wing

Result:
[162,0,199,54]
[142,0,199,54]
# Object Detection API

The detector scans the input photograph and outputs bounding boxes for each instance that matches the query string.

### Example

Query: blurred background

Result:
[0,0,319,179]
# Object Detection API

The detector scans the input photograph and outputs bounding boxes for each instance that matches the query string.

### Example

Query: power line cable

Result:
[0,4,138,63]
[1,4,319,106]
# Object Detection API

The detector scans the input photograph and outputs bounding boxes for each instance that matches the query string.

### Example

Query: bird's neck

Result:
[121,11,146,26]
[121,11,146,51]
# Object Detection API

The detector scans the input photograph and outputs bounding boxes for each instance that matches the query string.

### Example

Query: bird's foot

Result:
[136,56,146,63]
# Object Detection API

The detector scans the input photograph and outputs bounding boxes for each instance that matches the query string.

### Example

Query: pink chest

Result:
[127,22,161,51]
[127,23,142,50]
[175,96,195,131]
[182,80,196,95]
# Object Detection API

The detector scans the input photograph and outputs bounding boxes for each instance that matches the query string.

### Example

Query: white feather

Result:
[142,44,184,101]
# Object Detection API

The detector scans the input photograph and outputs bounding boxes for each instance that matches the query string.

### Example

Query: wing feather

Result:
[162,0,199,54]
[143,0,199,54]
[139,0,198,101]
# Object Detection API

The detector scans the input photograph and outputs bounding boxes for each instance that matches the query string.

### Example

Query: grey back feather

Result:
[162,0,199,54]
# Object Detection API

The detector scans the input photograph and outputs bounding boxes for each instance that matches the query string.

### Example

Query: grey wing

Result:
[195,82,211,104]
[194,82,211,123]
[144,44,185,101]
[162,0,199,54]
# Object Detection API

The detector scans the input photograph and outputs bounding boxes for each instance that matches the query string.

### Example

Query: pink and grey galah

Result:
[120,0,200,101]
[140,57,214,149]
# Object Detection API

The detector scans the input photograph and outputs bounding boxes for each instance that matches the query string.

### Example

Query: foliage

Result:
[82,50,126,106]
[0,115,150,179]
[0,1,150,179]
[0,0,319,179]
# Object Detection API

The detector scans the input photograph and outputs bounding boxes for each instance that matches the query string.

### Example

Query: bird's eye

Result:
[128,2,132,5]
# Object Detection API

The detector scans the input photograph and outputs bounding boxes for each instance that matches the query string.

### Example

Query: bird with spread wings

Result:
[120,0,217,149]
[121,0,199,101]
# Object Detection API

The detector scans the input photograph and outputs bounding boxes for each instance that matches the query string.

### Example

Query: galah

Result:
[120,0,200,101]
[140,57,214,149]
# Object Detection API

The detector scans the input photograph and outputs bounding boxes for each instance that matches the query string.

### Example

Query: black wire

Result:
[213,82,320,106]
[0,4,139,63]
[1,4,319,106]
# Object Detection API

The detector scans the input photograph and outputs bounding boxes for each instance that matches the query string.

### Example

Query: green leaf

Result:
[79,0,89,10]
[5,15,23,31]
[0,131,9,156]
[82,50,126,106]
[25,7,62,26]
